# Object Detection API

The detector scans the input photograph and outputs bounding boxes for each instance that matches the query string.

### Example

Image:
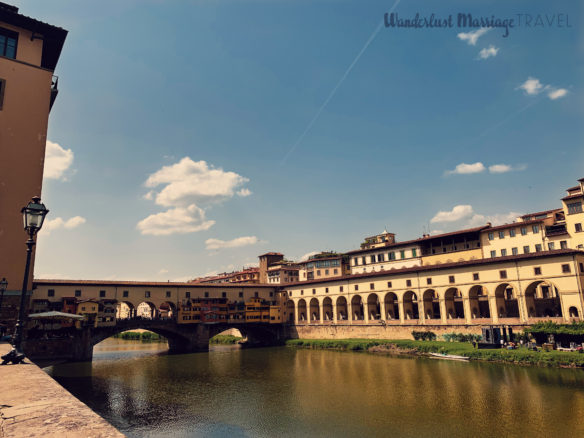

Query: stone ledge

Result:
[0,343,124,438]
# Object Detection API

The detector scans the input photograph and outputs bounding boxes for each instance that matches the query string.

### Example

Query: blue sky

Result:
[16,0,582,281]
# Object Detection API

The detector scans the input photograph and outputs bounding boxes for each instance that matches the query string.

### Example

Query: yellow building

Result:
[0,3,67,324]
[76,300,99,328]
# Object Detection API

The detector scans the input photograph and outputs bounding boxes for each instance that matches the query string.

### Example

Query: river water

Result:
[45,339,584,437]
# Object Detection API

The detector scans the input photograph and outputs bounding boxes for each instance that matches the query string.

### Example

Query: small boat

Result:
[429,352,469,362]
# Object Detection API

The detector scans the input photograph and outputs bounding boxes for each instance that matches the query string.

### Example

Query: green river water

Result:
[45,338,584,437]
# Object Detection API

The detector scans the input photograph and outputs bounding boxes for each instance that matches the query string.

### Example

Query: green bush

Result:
[412,331,437,341]
[209,335,243,344]
[443,332,482,343]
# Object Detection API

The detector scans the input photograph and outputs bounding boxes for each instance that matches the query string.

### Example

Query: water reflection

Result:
[46,339,584,438]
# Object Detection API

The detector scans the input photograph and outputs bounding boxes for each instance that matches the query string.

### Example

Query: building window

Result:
[580,263,584,273]
[340,286,343,292]
[523,246,530,254]
[499,270,507,279]
[400,250,406,259]
[535,244,542,252]
[548,242,555,251]
[562,264,571,273]
[239,291,243,297]
[99,290,106,298]
[222,292,227,298]
[387,281,392,288]
[325,269,329,275]
[512,247,518,256]
[473,273,479,281]
[48,289,55,297]
[567,202,583,215]
[560,241,568,249]
[355,285,359,291]
[576,223,583,233]
[427,278,432,285]
[370,256,376,264]
[449,275,455,284]
[412,248,417,257]
[406,280,412,287]
[254,292,259,298]
[534,267,542,275]
[204,292,210,298]
[490,250,496,258]
[325,287,329,293]
[361,257,366,265]
[354,258,359,266]
[389,252,396,260]
[521,227,527,236]
[370,283,375,290]
[145,291,151,298]
[501,249,507,257]
[0,27,18,59]
[333,268,338,274]
[186,292,191,298]
[377,254,384,262]
[75,290,81,297]
[123,290,129,298]
[317,270,321,276]
[498,231,505,239]
[301,290,304,295]
[532,225,540,233]
[488,232,494,241]
[509,228,516,237]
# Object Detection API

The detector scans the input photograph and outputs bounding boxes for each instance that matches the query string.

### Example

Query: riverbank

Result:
[285,339,584,368]
[0,343,124,438]
[209,334,244,344]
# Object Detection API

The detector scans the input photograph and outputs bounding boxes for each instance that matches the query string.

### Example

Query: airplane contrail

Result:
[281,0,402,165]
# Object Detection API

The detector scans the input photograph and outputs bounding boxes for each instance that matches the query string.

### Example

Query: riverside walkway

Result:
[0,344,124,438]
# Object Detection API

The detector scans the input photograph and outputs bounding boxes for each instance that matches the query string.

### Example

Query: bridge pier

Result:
[167,324,210,354]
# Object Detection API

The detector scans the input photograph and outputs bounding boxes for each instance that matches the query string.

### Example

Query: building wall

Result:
[480,225,546,258]
[350,246,422,274]
[0,15,63,315]
[421,248,482,265]
[563,197,584,249]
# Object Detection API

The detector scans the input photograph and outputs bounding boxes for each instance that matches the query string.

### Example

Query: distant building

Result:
[297,252,350,281]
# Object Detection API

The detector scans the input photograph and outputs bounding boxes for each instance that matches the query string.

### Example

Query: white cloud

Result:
[548,88,568,100]
[431,205,474,223]
[144,157,249,207]
[205,236,259,251]
[299,251,319,262]
[137,204,215,236]
[457,28,490,46]
[446,162,486,175]
[158,268,169,275]
[518,77,544,95]
[467,211,522,227]
[42,216,86,234]
[44,140,73,181]
[488,163,527,174]
[237,188,252,197]
[478,45,498,59]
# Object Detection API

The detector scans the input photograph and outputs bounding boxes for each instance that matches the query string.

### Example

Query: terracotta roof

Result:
[520,208,562,219]
[562,193,583,201]
[487,219,543,232]
[280,249,584,287]
[346,225,489,255]
[34,279,275,288]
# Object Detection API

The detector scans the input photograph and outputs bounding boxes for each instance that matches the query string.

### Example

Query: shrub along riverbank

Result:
[285,339,584,368]
[209,334,244,345]
[113,331,166,342]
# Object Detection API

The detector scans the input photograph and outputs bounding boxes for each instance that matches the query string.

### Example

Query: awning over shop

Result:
[28,311,84,320]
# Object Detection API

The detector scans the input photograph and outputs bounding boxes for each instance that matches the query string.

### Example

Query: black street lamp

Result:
[12,196,49,354]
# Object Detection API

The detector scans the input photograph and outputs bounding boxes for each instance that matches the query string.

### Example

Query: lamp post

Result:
[12,196,49,354]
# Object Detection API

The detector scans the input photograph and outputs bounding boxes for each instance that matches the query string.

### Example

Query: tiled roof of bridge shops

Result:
[281,249,584,288]
[33,279,275,288]
[345,225,490,256]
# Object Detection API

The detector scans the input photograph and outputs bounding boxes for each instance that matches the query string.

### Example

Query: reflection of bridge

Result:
[24,317,285,363]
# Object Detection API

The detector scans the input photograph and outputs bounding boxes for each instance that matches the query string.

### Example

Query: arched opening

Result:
[384,292,399,320]
[422,289,440,320]
[336,296,348,321]
[525,281,562,318]
[158,302,176,320]
[322,297,333,321]
[444,288,464,320]
[297,299,307,322]
[351,295,364,321]
[116,301,135,319]
[569,306,580,319]
[367,294,380,320]
[468,285,490,319]
[494,283,519,318]
[309,298,320,323]
[136,302,157,319]
[403,291,419,320]
[286,301,295,322]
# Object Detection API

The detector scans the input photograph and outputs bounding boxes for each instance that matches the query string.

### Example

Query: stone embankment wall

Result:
[287,323,522,340]
[0,344,124,438]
